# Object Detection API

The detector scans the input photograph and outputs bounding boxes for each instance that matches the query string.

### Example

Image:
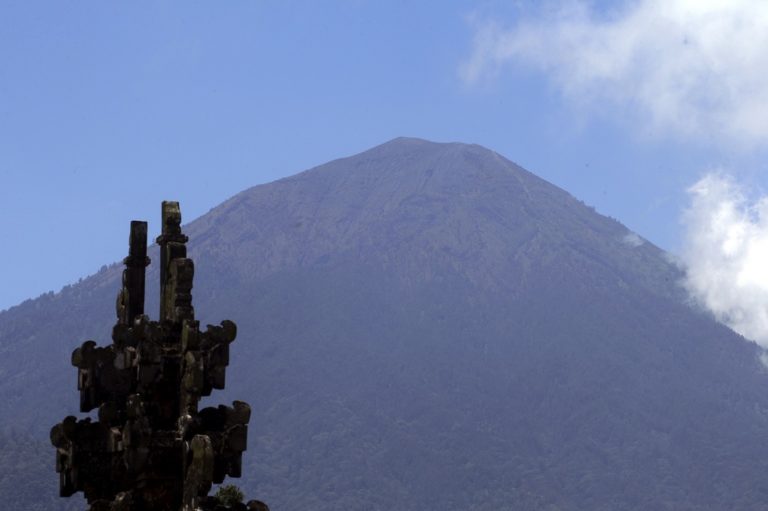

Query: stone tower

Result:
[50,202,268,511]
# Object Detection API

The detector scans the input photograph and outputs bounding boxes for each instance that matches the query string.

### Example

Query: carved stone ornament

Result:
[51,202,268,511]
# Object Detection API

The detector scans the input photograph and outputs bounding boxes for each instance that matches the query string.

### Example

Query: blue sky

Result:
[3,0,768,315]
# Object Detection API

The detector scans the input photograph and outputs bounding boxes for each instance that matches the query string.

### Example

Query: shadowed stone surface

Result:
[50,203,265,511]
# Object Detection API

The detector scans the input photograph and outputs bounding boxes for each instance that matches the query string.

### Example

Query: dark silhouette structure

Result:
[50,202,268,511]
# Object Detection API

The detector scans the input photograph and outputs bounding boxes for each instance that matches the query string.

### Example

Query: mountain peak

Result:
[185,137,674,305]
[289,135,529,191]
[365,136,500,161]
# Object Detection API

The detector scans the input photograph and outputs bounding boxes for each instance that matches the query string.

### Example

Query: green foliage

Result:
[215,484,245,506]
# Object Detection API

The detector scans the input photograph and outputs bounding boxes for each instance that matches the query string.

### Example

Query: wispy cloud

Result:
[622,232,645,247]
[681,174,768,347]
[462,0,768,146]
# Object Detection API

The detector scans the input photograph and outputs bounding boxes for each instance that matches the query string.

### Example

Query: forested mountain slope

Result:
[2,138,768,510]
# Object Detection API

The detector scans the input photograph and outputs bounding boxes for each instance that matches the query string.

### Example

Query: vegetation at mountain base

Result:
[215,485,245,506]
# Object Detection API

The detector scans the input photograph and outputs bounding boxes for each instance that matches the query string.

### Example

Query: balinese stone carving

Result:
[51,202,268,511]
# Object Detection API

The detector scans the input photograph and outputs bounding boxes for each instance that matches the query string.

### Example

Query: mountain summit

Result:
[2,138,768,510]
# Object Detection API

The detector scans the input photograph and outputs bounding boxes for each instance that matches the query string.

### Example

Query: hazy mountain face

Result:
[3,138,768,510]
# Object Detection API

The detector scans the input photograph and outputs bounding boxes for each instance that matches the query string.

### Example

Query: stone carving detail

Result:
[51,202,268,511]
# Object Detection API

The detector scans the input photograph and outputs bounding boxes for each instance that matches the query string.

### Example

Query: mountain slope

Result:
[2,138,768,510]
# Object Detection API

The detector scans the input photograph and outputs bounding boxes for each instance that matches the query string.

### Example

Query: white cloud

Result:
[622,232,645,247]
[462,0,768,146]
[681,173,768,347]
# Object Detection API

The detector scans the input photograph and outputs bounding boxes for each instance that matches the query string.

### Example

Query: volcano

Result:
[2,138,768,510]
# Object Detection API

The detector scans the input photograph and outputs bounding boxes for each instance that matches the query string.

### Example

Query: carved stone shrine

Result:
[50,202,268,511]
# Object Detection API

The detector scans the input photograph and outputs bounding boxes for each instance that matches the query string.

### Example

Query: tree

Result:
[215,485,245,507]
